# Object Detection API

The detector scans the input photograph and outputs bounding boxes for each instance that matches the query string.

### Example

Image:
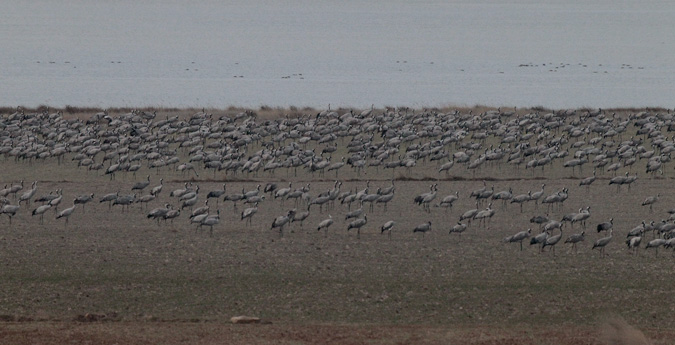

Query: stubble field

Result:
[0,106,673,344]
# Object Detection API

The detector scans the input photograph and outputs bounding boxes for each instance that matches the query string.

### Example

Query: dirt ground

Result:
[0,106,672,344]
[2,321,672,345]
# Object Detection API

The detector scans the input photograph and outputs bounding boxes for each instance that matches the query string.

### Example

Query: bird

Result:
[147,204,171,224]
[571,206,591,229]
[163,208,180,223]
[503,229,531,251]
[449,222,467,241]
[272,210,295,236]
[56,199,77,226]
[132,175,151,191]
[438,192,459,210]
[99,191,118,209]
[530,229,549,247]
[190,200,209,218]
[207,184,227,205]
[529,184,546,208]
[412,221,432,238]
[241,203,259,226]
[564,231,585,253]
[345,207,363,220]
[200,210,220,236]
[641,194,660,212]
[380,220,395,238]
[579,169,597,190]
[645,238,667,257]
[347,215,368,239]
[541,228,563,254]
[290,209,310,228]
[32,204,51,223]
[459,203,480,222]
[150,178,164,196]
[1,204,20,224]
[317,215,334,235]
[592,229,613,256]
[48,189,63,213]
[626,234,642,255]
[510,191,531,212]
[596,218,613,233]
[74,193,94,211]
[18,181,37,205]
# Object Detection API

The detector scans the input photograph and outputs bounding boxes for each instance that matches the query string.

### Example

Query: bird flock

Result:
[1,106,675,257]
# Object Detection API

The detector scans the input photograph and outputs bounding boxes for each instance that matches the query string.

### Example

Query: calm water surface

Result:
[2,1,674,109]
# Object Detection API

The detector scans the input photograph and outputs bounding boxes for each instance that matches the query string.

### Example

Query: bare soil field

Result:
[0,106,673,344]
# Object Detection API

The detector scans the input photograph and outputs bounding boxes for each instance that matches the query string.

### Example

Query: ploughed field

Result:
[0,106,674,344]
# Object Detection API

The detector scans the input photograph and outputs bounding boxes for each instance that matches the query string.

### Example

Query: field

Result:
[0,106,673,344]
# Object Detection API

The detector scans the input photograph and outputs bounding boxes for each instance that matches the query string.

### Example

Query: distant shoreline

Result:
[1,105,673,119]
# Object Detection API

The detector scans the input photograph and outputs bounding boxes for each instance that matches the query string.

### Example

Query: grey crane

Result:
[32,204,51,224]
[579,169,596,190]
[645,238,667,257]
[347,215,368,239]
[641,194,659,212]
[571,206,591,229]
[135,194,156,209]
[317,215,334,235]
[112,193,135,212]
[200,210,220,236]
[132,175,151,191]
[592,229,613,256]
[147,203,171,224]
[48,190,63,213]
[56,199,77,226]
[178,185,200,201]
[99,191,118,209]
[564,231,585,253]
[438,192,459,210]
[510,191,531,212]
[190,213,209,230]
[529,184,546,208]
[224,190,245,208]
[1,204,20,224]
[413,221,432,238]
[449,222,467,241]
[74,193,94,212]
[626,234,642,255]
[530,229,549,247]
[206,184,226,205]
[381,220,395,238]
[190,200,209,218]
[345,207,363,220]
[18,181,37,205]
[150,178,164,196]
[272,209,295,236]
[596,218,613,233]
[163,208,180,224]
[291,209,310,227]
[274,182,293,203]
[241,203,259,226]
[459,202,480,223]
[530,215,549,228]
[181,194,199,210]
[542,228,563,255]
[375,192,395,212]
[503,228,531,251]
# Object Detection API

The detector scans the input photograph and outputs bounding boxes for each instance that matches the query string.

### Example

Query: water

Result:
[2,0,674,109]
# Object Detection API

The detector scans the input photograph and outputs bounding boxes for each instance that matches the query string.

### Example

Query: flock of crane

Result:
[1,105,675,257]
